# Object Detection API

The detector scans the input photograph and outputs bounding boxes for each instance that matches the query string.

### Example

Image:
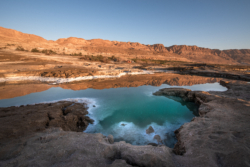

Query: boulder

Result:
[153,88,191,98]
[154,135,163,144]
[146,126,154,134]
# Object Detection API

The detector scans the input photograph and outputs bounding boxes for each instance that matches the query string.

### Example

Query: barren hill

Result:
[0,27,47,43]
[0,26,249,65]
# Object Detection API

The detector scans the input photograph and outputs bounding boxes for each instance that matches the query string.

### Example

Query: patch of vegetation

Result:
[0,47,7,50]
[109,55,120,62]
[70,52,82,56]
[41,49,57,55]
[31,48,40,52]
[16,46,26,51]
[79,55,109,63]
[78,54,122,63]
[131,58,187,66]
[6,44,15,46]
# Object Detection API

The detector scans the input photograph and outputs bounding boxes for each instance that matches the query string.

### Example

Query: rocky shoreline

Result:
[0,101,94,142]
[0,81,250,167]
[154,80,250,166]
[0,101,175,167]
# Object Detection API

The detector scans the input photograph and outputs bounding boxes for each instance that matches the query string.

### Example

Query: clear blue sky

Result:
[0,0,249,50]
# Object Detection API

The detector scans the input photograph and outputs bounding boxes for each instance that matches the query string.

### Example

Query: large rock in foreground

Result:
[0,101,94,142]
[0,128,175,167]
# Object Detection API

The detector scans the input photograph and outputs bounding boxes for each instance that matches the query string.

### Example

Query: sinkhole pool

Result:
[0,82,227,147]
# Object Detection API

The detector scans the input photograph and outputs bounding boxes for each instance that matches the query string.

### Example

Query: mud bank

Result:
[179,70,250,81]
[161,66,250,82]
[0,71,155,84]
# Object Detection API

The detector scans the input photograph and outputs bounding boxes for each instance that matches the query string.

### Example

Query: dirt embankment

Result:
[143,64,250,82]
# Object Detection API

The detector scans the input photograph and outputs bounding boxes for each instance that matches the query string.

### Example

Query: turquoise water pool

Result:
[0,82,227,147]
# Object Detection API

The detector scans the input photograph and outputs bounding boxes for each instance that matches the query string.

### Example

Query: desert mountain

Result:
[0,26,249,65]
[0,26,47,43]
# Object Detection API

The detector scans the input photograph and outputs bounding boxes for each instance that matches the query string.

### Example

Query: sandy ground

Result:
[0,49,249,86]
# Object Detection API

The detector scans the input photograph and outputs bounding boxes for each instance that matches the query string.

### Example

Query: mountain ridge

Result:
[0,26,249,65]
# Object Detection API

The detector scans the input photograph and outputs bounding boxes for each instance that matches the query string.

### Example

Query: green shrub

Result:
[79,54,110,63]
[131,58,137,63]
[41,49,57,55]
[70,52,82,56]
[6,43,15,46]
[16,46,25,51]
[110,55,120,62]
[31,48,40,52]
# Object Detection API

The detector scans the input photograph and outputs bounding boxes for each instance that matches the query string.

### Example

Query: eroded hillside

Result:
[1,26,250,65]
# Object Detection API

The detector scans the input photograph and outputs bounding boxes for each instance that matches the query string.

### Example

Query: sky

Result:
[0,0,250,50]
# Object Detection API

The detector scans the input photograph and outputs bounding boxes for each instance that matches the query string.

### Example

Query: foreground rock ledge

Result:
[0,128,174,167]
[0,101,94,142]
[153,80,250,167]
